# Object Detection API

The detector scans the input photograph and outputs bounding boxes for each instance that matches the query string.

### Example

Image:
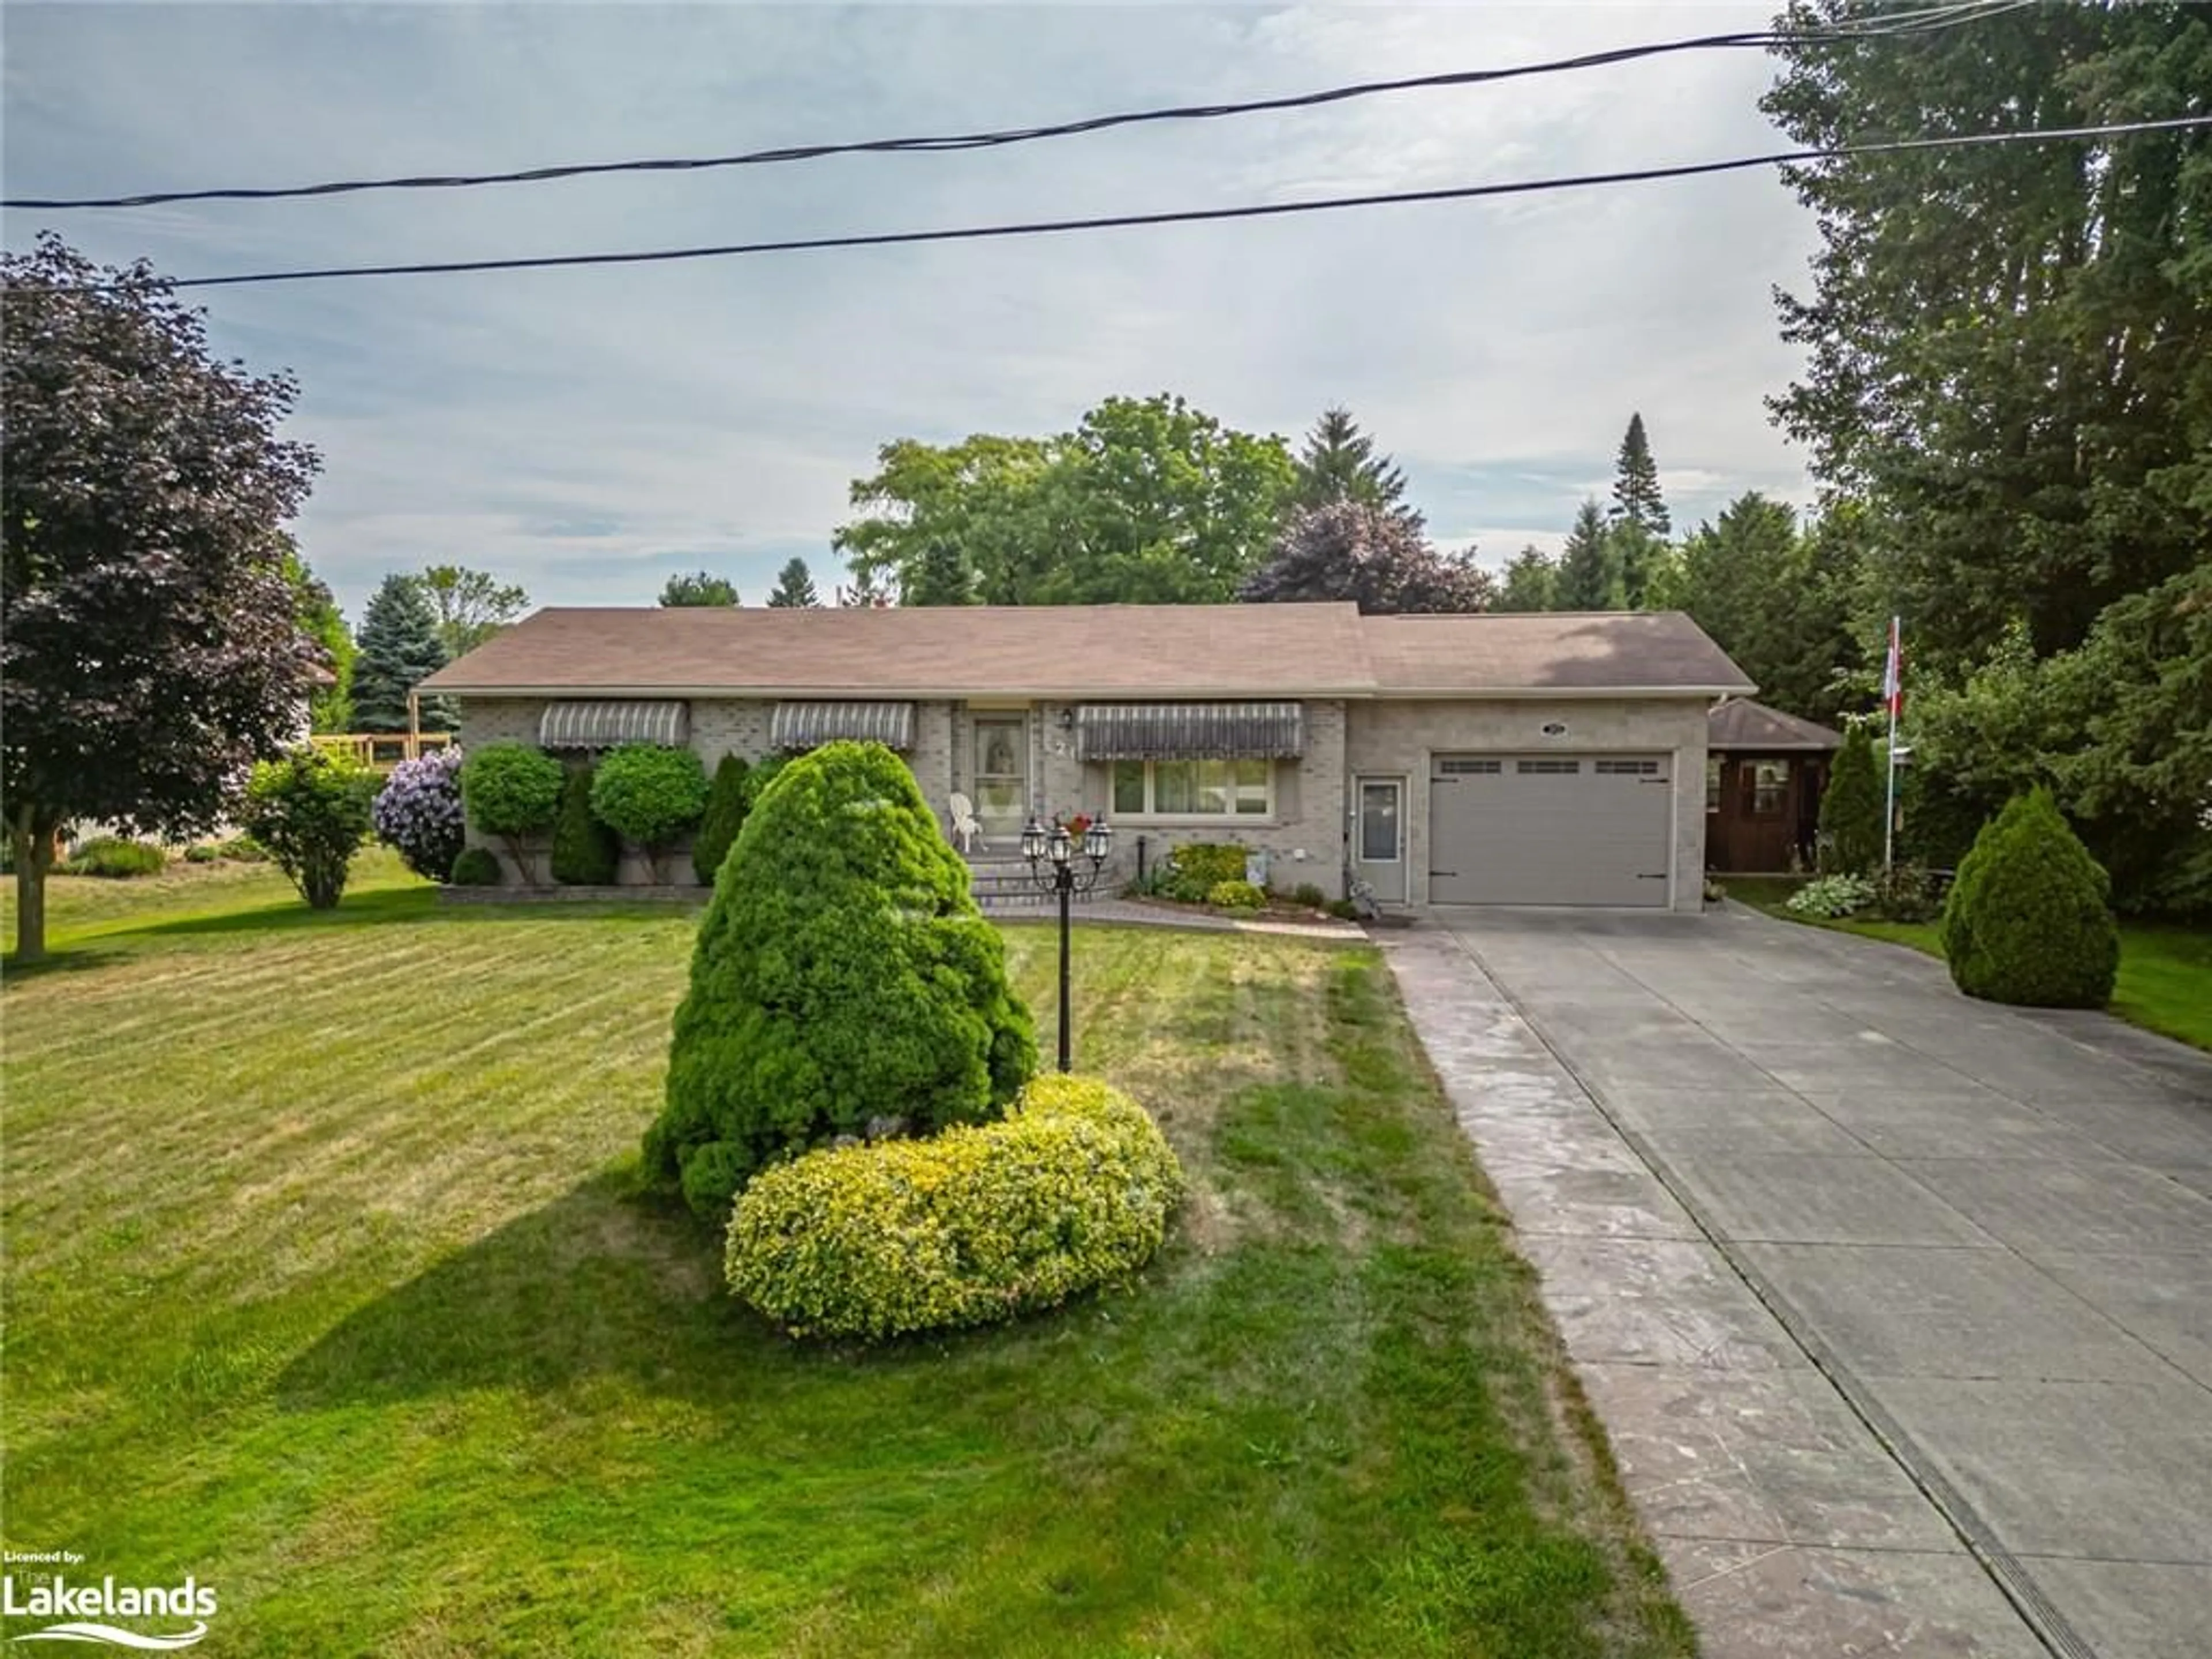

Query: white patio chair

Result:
[948,791,983,853]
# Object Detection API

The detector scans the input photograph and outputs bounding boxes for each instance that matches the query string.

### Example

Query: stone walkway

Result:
[1383,906,2212,1659]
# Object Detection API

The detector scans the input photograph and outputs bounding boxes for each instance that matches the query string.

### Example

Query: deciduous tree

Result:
[1764,2,2212,667]
[2,234,324,961]
[1238,501,1493,613]
[835,395,1296,605]
[659,570,740,607]
[1494,547,1558,612]
[418,563,528,658]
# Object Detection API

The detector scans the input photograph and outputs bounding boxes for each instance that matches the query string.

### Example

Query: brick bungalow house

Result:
[420,602,1753,914]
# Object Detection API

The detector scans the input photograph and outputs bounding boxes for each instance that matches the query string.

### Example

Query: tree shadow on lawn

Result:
[272,1171,1028,1414]
[2,943,131,984]
[274,1172,766,1409]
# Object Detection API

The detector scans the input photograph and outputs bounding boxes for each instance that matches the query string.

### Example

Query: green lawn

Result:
[2,859,1689,1657]
[1725,876,2212,1052]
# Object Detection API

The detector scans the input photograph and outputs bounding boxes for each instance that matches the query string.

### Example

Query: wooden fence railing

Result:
[309,731,457,771]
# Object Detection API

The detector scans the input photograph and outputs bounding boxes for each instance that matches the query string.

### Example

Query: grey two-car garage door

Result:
[1428,754,1673,906]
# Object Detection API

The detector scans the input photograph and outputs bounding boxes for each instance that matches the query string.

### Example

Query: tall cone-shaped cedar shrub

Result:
[646,740,1036,1217]
[1818,723,1884,874]
[1941,789,2119,1009]
[550,763,620,885]
[690,753,751,885]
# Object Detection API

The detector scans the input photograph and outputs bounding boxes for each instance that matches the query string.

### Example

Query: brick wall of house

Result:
[1343,696,1711,912]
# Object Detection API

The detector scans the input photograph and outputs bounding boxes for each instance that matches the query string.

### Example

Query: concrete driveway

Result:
[1383,906,2212,1659]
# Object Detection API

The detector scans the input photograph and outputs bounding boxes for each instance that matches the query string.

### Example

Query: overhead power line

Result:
[86,114,2212,293]
[4,1,2028,211]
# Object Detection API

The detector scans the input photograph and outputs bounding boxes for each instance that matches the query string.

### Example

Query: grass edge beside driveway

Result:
[1724,876,2212,1053]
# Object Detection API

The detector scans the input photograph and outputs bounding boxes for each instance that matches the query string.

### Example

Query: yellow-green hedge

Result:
[724,1075,1185,1340]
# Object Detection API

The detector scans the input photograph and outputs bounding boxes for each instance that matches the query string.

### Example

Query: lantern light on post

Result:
[1021,813,1113,1072]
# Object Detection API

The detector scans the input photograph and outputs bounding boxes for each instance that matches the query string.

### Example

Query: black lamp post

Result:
[1021,813,1113,1071]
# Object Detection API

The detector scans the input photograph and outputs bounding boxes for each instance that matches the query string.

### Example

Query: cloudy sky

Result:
[4,2,1820,619]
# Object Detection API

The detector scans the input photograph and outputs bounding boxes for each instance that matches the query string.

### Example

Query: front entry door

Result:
[972,716,1029,844]
[1352,776,1407,904]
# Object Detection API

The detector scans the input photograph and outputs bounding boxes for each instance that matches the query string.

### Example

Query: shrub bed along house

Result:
[1164,842,1249,902]
[1942,788,2120,1007]
[645,741,1036,1218]
[449,846,501,887]
[725,1074,1183,1340]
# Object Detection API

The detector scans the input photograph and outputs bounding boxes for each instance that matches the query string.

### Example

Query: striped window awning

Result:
[1075,702,1305,762]
[769,700,916,752]
[539,700,689,749]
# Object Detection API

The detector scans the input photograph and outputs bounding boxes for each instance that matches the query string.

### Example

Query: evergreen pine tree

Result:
[1552,501,1620,611]
[1609,412,1671,536]
[904,540,976,606]
[1291,407,1417,522]
[765,558,820,608]
[352,574,454,733]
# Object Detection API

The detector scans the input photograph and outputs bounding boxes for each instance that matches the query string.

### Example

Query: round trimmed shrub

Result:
[740,753,790,812]
[725,1075,1184,1340]
[550,763,620,885]
[645,740,1037,1218]
[590,743,709,883]
[240,745,376,909]
[372,747,466,882]
[691,753,752,885]
[462,743,564,884]
[1941,789,2119,1008]
[450,845,502,886]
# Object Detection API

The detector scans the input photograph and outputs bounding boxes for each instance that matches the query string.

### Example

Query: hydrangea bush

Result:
[372,747,466,882]
[1786,873,1876,918]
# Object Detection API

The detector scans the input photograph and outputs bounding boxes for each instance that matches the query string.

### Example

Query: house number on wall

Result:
[1540,721,1569,738]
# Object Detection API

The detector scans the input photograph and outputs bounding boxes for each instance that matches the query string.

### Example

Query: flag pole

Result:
[1882,614,1900,872]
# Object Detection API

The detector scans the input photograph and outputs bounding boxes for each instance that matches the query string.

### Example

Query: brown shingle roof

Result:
[1362,611,1753,695]
[1707,697,1843,752]
[419,603,1376,698]
[419,603,1754,699]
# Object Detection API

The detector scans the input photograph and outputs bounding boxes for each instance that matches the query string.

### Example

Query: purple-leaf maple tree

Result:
[1237,500,1496,615]
[2,233,324,961]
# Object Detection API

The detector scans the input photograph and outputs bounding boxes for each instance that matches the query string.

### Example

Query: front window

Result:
[1751,759,1790,816]
[1706,756,1722,813]
[1111,758,1271,818]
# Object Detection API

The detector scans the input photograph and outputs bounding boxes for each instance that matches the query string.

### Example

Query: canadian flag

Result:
[1881,615,1904,720]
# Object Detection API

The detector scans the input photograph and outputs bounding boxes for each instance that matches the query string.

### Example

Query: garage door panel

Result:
[1430,754,1672,907]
